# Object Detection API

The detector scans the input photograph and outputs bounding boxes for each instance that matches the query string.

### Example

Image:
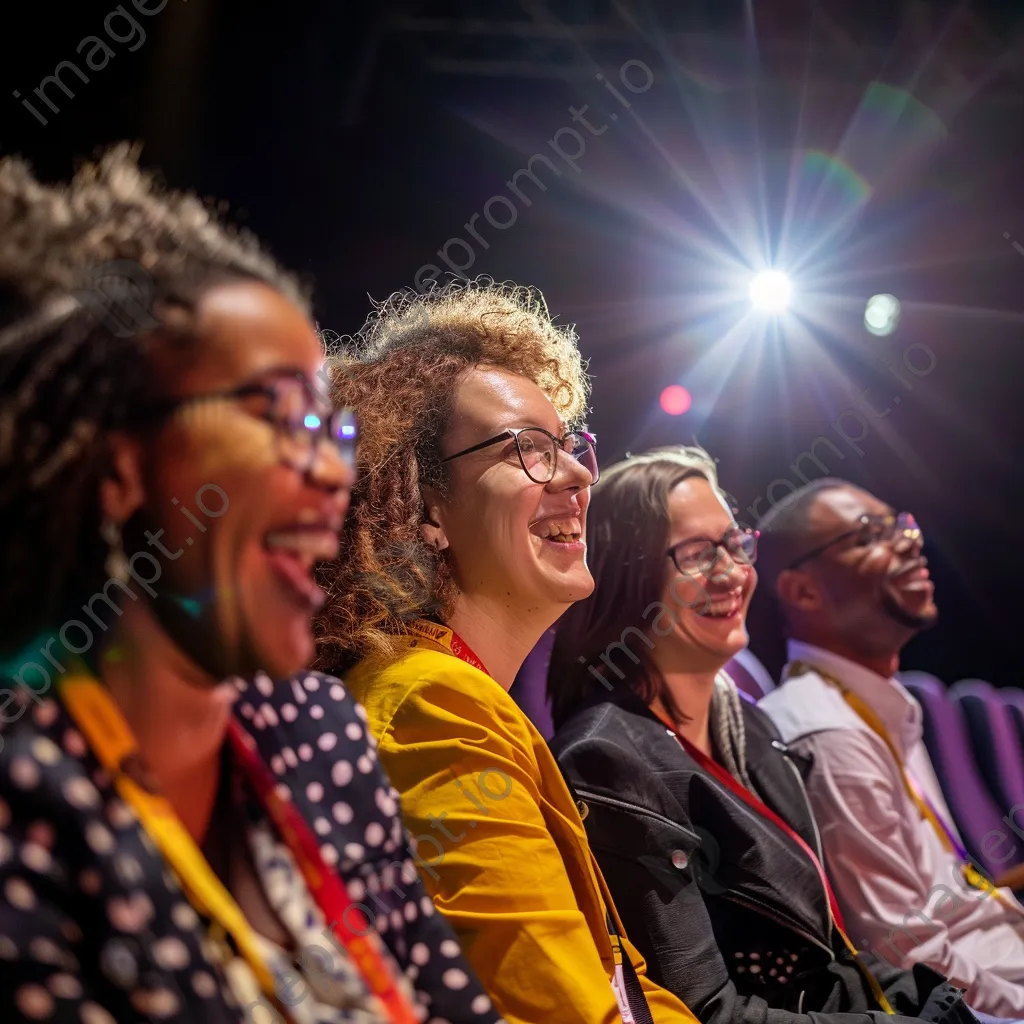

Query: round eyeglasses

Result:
[142,375,357,476]
[441,426,599,485]
[787,511,920,570]
[667,526,759,575]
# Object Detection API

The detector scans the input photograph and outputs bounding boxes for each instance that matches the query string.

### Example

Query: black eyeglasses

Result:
[787,511,921,570]
[441,427,599,485]
[668,525,759,575]
[141,375,357,475]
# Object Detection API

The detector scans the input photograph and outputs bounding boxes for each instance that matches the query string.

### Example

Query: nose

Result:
[306,439,356,493]
[706,544,748,587]
[548,448,594,492]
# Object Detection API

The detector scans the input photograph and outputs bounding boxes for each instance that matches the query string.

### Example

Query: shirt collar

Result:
[786,639,923,755]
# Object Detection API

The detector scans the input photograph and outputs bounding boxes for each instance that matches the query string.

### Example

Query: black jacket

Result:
[550,687,977,1024]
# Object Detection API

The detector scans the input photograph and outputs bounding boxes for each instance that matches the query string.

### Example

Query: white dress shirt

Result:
[759,640,1024,1019]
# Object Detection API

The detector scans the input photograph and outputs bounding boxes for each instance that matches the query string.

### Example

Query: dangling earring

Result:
[100,518,130,583]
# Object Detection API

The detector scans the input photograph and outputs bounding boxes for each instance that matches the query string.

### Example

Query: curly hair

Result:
[314,277,590,670]
[0,143,307,656]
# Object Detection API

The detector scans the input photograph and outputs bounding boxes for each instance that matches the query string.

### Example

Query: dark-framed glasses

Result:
[787,511,921,570]
[442,426,599,485]
[141,374,357,475]
[668,525,759,575]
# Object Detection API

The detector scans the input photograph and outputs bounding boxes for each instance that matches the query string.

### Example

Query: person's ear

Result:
[98,432,147,526]
[419,487,450,552]
[776,567,823,613]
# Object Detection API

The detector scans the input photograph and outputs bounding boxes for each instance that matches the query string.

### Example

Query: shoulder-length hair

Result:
[314,276,590,672]
[547,445,725,729]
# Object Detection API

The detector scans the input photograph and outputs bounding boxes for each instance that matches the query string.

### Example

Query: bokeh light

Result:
[864,293,901,336]
[660,384,692,416]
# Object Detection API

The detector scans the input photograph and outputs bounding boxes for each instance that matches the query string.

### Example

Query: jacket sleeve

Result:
[793,729,1024,1020]
[374,666,697,1024]
[559,733,916,1024]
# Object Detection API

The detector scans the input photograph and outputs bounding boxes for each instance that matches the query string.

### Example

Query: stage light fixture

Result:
[749,270,792,313]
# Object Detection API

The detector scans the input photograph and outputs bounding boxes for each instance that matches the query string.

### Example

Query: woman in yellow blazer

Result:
[315,279,699,1024]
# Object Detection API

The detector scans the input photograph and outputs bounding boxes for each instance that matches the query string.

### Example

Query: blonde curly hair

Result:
[314,277,590,669]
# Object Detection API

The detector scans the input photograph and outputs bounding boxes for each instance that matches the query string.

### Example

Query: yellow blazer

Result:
[345,631,699,1024]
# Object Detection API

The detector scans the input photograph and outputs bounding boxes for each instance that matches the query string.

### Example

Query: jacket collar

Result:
[785,640,923,759]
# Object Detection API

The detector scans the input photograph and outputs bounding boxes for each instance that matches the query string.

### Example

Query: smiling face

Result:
[425,365,595,617]
[108,279,354,681]
[655,476,757,674]
[782,484,937,652]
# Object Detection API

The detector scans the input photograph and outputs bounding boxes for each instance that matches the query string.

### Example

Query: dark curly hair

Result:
[0,143,307,657]
[314,277,590,670]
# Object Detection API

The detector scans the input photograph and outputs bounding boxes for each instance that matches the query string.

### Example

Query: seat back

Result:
[725,647,776,700]
[509,629,556,740]
[901,672,1020,878]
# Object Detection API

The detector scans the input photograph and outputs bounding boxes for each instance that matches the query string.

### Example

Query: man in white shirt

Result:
[755,478,1024,1019]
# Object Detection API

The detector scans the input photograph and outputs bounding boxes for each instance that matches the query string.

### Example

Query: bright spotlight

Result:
[864,293,901,336]
[749,270,792,313]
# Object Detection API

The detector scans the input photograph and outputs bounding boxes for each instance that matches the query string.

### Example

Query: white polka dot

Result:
[345,722,363,741]
[471,994,492,1013]
[31,737,61,765]
[411,943,430,965]
[375,913,388,933]
[256,674,274,697]
[298,743,313,762]
[440,939,460,958]
[426,1018,452,1024]
[310,704,325,720]
[171,902,199,930]
[131,988,180,1016]
[320,843,339,866]
[62,729,87,758]
[21,842,52,873]
[364,822,386,846]
[32,702,59,728]
[344,842,365,861]
[330,683,346,701]
[348,877,366,900]
[238,702,254,719]
[80,1003,118,1024]
[0,798,9,829]
[106,801,135,830]
[331,760,353,787]
[107,894,154,933]
[153,937,190,971]
[100,939,138,987]
[85,823,115,854]
[303,675,321,692]
[390,910,403,931]
[11,757,40,790]
[5,877,35,909]
[47,973,82,999]
[191,971,217,998]
[420,896,435,916]
[442,968,469,990]
[0,935,17,959]
[332,801,353,824]
[290,679,308,704]
[259,703,279,727]
[314,817,331,836]
[274,783,292,802]
[354,701,367,720]
[356,755,372,774]
[306,782,324,802]
[376,789,398,816]
[281,703,298,723]
[270,755,286,775]
[251,709,265,729]
[317,732,337,751]
[64,777,100,809]
[15,983,53,1018]
[0,835,11,866]
[29,937,62,964]
[282,746,298,768]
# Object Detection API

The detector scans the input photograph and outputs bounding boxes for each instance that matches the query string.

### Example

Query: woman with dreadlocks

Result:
[0,147,503,1024]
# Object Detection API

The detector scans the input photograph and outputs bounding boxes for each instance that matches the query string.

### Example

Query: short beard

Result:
[882,590,938,632]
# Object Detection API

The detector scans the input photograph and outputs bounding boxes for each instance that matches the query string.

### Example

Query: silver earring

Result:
[100,518,131,583]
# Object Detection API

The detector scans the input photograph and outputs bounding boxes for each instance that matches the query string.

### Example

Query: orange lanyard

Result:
[651,705,895,1014]
[60,673,418,1024]
[786,661,1024,918]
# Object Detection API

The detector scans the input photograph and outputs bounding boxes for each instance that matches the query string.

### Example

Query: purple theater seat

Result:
[509,629,556,740]
[952,679,1024,821]
[901,672,1024,880]
[726,647,776,701]
[999,687,1024,761]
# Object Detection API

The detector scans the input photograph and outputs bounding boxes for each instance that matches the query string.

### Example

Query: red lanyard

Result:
[405,619,490,675]
[649,707,846,930]
[227,721,418,1024]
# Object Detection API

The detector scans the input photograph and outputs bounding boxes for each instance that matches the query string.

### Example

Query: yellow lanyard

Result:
[59,674,285,1009]
[786,661,1023,916]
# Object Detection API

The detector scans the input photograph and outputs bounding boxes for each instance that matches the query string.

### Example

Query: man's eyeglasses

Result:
[442,427,599,485]
[668,526,759,575]
[787,511,921,570]
[142,375,357,475]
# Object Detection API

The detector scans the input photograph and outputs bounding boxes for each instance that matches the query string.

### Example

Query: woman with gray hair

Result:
[548,445,979,1024]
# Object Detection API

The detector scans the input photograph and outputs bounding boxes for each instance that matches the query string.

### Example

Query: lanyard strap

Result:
[60,674,418,1024]
[405,619,489,675]
[785,661,1024,918]
[650,705,895,1015]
